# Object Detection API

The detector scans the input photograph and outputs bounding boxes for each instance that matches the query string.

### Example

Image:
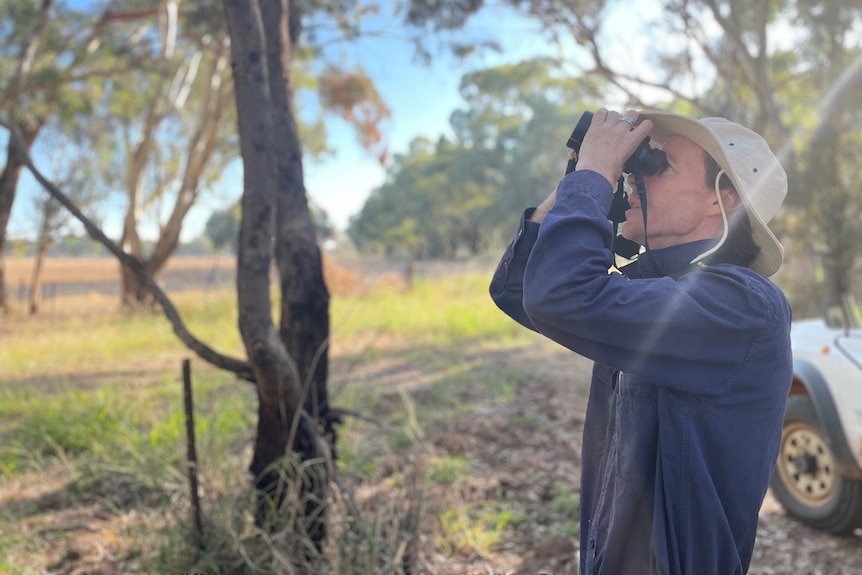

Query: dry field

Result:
[2,255,479,306]
[3,256,236,285]
[3,256,238,302]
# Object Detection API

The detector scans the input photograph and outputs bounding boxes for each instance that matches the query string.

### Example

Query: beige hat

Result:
[637,111,788,277]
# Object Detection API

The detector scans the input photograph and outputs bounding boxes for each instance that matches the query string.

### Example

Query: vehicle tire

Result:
[770,395,862,535]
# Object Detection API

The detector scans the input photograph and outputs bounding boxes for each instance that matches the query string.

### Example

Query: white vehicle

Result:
[770,295,862,534]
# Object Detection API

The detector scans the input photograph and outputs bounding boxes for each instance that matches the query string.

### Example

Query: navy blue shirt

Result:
[490,170,792,574]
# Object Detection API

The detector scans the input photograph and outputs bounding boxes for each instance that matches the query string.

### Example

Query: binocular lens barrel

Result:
[566,111,668,176]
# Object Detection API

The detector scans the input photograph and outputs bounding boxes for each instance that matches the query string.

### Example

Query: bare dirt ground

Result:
[2,256,861,574]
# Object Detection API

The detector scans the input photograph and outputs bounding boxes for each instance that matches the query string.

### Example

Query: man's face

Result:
[621,135,720,249]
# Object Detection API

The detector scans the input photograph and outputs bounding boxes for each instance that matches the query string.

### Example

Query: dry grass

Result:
[3,254,401,297]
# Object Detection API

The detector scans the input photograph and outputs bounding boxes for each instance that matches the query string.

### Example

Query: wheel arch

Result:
[791,358,862,478]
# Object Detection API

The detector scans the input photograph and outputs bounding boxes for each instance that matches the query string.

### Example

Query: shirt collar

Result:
[622,239,745,279]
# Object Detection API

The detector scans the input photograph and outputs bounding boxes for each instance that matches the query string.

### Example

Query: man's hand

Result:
[575,109,653,186]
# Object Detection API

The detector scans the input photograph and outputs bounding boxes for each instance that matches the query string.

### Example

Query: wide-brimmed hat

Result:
[636,111,787,277]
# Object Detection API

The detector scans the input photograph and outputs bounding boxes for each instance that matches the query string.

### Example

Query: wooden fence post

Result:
[183,359,204,546]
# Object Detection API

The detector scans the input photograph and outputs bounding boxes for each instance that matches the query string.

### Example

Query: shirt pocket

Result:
[615,372,659,487]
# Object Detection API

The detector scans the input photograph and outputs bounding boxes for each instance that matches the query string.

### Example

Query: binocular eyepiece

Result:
[566,111,668,176]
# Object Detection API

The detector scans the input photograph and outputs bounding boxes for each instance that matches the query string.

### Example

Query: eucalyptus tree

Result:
[778,1,862,308]
[220,0,533,560]
[222,1,328,546]
[0,0,116,310]
[350,137,476,258]
[79,1,238,308]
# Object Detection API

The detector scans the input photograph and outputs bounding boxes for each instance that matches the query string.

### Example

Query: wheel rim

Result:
[777,421,837,506]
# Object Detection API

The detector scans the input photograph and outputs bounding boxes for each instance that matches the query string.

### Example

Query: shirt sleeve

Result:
[489,208,541,331]
[521,170,784,395]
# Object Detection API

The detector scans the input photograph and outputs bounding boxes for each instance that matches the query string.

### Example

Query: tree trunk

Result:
[261,0,333,433]
[119,178,146,308]
[28,237,51,315]
[262,0,333,545]
[120,260,158,309]
[0,121,40,311]
[223,0,330,546]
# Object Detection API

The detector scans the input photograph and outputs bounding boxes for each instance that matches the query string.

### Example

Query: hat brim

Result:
[636,111,784,277]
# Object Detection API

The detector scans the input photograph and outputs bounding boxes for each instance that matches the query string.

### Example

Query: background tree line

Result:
[348,58,606,259]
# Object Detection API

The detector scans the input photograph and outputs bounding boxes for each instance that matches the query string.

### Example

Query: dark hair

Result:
[704,153,760,266]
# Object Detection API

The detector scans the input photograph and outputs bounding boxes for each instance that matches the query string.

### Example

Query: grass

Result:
[439,502,521,558]
[0,260,566,574]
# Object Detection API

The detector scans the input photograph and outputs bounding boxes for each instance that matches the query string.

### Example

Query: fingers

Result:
[593,109,647,130]
[590,108,654,142]
[588,109,648,139]
[592,108,628,125]
[574,108,653,186]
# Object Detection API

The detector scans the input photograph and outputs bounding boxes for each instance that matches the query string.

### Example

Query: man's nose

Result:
[627,173,650,193]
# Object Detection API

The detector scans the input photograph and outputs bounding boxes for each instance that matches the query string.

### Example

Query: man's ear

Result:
[711,190,742,213]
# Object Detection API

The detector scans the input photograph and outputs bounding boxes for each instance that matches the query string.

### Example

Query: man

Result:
[490,109,792,574]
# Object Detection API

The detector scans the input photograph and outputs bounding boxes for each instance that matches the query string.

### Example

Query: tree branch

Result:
[13,0,55,86]
[0,117,256,383]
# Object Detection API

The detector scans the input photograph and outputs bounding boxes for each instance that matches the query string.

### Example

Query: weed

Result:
[438,502,516,558]
[427,454,469,485]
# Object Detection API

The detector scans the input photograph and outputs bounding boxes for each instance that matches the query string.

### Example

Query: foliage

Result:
[204,205,239,253]
[348,58,608,257]
[317,63,391,162]
[204,200,335,254]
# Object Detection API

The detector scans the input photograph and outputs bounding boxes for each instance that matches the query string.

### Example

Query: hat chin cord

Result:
[688,169,729,265]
